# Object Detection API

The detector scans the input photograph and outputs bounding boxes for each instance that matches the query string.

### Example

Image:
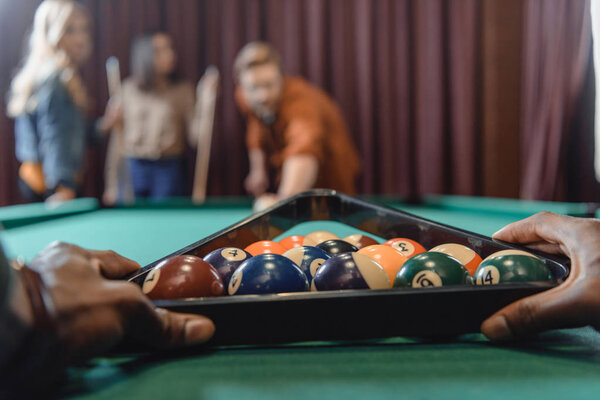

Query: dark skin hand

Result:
[8,213,599,388]
[12,242,215,367]
[481,211,600,341]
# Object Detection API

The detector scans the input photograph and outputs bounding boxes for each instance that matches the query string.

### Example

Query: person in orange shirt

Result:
[234,42,360,211]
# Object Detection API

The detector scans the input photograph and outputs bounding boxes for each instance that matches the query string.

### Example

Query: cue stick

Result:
[104,57,134,205]
[192,67,219,204]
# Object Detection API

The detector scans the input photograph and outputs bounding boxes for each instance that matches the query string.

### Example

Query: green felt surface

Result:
[420,195,591,217]
[0,198,99,230]
[0,207,252,266]
[1,195,575,263]
[0,196,598,399]
[63,328,600,400]
[397,205,528,237]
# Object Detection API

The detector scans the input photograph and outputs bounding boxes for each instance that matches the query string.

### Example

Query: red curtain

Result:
[520,0,593,200]
[0,0,595,206]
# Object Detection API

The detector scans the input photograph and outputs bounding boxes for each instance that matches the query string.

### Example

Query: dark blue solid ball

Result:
[228,253,309,295]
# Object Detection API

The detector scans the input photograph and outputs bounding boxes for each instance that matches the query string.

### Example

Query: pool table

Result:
[1,195,599,400]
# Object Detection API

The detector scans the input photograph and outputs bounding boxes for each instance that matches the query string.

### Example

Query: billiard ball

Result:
[383,238,426,258]
[279,235,305,250]
[343,234,379,250]
[142,255,225,300]
[357,244,409,284]
[244,240,287,256]
[303,231,339,245]
[203,247,252,287]
[474,249,552,285]
[429,243,482,276]
[316,239,359,256]
[394,252,473,288]
[312,252,390,291]
[283,245,331,282]
[228,253,309,295]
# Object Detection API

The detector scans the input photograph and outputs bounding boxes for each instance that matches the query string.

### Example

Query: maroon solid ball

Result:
[142,255,225,300]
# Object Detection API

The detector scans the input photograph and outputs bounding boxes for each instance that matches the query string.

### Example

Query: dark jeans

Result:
[128,157,184,200]
[18,177,46,202]
[17,178,81,203]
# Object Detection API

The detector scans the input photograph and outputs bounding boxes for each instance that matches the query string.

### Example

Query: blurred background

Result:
[0,0,596,206]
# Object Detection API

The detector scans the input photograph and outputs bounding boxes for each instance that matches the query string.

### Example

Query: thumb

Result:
[480,283,588,341]
[128,302,215,348]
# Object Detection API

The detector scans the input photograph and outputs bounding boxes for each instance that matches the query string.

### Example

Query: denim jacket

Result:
[14,73,94,191]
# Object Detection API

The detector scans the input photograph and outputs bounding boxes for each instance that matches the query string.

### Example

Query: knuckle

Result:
[94,249,120,263]
[47,241,70,251]
[533,211,555,221]
[46,241,89,258]
[105,249,119,258]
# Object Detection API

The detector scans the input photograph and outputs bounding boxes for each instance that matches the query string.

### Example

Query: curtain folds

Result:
[0,0,594,205]
[520,0,593,200]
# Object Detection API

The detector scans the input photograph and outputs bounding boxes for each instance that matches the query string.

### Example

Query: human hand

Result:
[196,66,220,106]
[481,212,600,341]
[45,186,76,204]
[102,187,118,206]
[252,193,280,213]
[244,168,269,196]
[24,242,215,365]
[98,97,123,133]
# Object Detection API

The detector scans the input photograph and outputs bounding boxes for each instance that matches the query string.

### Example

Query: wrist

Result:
[51,179,76,193]
[0,266,33,371]
[17,265,56,331]
[249,166,267,177]
[0,266,62,397]
[48,185,77,202]
[56,184,76,194]
[96,117,110,134]
[9,268,34,328]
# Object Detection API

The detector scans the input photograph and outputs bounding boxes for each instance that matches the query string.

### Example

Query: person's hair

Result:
[130,31,179,91]
[7,0,90,117]
[233,42,283,82]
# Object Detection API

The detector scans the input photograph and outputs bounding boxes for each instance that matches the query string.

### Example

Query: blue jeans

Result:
[128,158,184,200]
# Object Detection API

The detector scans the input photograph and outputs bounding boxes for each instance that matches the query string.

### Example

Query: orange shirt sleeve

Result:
[245,116,265,150]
